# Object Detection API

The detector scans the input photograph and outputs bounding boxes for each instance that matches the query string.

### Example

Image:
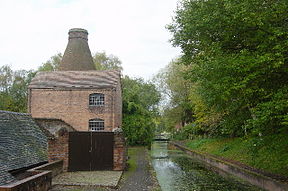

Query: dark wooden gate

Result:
[68,132,114,171]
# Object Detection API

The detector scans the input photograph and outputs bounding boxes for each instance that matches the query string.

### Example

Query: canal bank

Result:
[169,141,288,191]
[151,141,263,191]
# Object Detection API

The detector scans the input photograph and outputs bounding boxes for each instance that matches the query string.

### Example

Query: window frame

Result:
[89,118,105,131]
[89,93,105,106]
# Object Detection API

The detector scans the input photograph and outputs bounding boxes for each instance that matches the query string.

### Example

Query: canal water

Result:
[151,141,263,191]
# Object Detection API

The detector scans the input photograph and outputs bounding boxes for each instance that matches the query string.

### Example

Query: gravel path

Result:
[119,149,154,191]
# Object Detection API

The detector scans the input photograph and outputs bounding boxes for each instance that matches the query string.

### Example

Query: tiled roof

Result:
[0,111,47,185]
[28,70,121,89]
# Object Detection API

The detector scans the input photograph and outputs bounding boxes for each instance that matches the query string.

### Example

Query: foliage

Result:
[171,123,206,140]
[122,76,161,146]
[167,0,288,136]
[93,51,123,71]
[185,133,288,176]
[0,65,36,112]
[155,59,194,131]
[38,53,62,71]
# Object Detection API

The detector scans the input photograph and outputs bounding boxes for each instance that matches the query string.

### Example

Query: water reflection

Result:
[151,141,262,191]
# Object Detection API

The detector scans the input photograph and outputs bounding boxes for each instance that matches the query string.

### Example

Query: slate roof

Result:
[0,111,47,185]
[28,70,121,89]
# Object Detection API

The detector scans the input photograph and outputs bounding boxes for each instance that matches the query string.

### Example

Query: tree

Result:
[38,51,123,72]
[93,51,123,71]
[122,76,160,146]
[38,53,62,71]
[168,0,288,136]
[0,65,13,92]
[155,59,194,131]
[0,65,36,112]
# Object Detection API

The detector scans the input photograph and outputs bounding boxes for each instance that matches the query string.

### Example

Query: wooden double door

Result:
[68,132,114,171]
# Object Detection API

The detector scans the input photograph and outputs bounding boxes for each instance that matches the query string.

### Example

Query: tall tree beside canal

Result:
[122,76,161,146]
[154,59,194,131]
[167,0,288,137]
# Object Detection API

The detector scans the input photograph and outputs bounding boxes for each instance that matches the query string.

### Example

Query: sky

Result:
[0,0,181,80]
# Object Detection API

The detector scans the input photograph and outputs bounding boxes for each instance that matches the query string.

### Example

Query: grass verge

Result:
[185,134,288,177]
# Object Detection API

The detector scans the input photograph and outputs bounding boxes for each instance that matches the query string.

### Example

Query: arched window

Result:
[89,118,104,131]
[89,93,104,106]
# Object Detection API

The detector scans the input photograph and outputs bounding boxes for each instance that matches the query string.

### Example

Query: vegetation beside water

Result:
[154,0,288,179]
[184,134,288,177]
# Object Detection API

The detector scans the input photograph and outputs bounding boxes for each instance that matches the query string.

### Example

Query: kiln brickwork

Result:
[60,28,95,71]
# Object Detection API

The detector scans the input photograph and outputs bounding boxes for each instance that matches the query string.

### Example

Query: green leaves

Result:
[122,76,160,146]
[168,0,288,136]
[0,65,36,112]
[93,51,123,71]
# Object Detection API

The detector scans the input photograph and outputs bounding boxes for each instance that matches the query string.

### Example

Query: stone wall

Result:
[0,171,51,191]
[30,160,63,178]
[29,88,121,132]
[113,131,127,171]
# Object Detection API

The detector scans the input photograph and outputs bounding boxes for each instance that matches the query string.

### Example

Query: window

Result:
[89,118,104,131]
[89,93,104,106]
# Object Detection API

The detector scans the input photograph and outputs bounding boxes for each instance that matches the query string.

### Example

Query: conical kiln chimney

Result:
[59,28,95,71]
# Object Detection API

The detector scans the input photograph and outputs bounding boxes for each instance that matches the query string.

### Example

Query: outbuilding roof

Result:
[34,118,76,139]
[0,111,47,185]
[28,70,121,89]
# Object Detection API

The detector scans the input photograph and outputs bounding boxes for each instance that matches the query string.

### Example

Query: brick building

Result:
[28,28,122,132]
[27,28,126,171]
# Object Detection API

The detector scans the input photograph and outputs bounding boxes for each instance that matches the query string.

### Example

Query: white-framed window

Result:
[89,118,104,131]
[89,93,104,106]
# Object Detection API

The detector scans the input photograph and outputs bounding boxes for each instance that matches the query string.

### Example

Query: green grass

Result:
[185,134,288,177]
[125,147,140,176]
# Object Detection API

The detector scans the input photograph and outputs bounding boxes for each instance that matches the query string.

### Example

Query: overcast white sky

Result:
[0,0,181,80]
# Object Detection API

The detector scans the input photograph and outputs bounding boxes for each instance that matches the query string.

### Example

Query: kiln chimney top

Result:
[68,28,88,40]
[59,28,95,71]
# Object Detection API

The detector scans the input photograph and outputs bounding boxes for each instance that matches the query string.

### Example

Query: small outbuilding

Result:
[0,110,51,190]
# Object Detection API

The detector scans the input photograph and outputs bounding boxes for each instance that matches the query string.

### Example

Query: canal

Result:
[151,141,263,191]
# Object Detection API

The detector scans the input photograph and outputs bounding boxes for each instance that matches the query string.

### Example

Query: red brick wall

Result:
[29,88,121,131]
[48,133,69,171]
[114,82,122,128]
[113,131,127,171]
